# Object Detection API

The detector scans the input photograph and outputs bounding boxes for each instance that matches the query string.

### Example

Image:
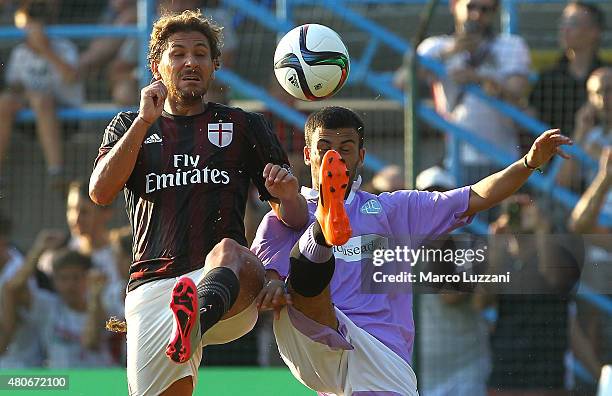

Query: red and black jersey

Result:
[95,103,290,291]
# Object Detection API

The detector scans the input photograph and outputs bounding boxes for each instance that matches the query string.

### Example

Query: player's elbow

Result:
[89,178,114,206]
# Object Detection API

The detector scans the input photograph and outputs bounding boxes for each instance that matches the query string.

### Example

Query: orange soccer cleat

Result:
[315,150,352,246]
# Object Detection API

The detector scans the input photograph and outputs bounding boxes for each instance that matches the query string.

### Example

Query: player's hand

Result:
[525,129,573,168]
[256,279,292,320]
[139,79,167,125]
[263,163,299,202]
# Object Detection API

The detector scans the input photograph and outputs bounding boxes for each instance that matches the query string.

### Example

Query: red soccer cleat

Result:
[166,276,201,364]
[315,150,352,246]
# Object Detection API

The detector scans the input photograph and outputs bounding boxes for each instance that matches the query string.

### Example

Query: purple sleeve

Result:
[379,186,473,238]
[250,211,302,279]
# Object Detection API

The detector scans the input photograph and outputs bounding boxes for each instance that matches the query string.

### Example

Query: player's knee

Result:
[209,238,241,262]
[207,239,264,287]
[217,237,241,253]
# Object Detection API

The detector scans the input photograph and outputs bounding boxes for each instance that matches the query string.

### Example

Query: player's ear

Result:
[358,147,366,165]
[150,61,161,81]
[304,146,311,166]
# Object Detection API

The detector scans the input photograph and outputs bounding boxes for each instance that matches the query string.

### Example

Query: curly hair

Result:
[148,9,223,69]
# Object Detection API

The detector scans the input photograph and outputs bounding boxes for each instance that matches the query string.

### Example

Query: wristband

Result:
[523,156,543,174]
[137,115,153,126]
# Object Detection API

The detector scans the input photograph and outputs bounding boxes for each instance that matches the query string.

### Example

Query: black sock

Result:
[288,221,335,297]
[197,267,240,334]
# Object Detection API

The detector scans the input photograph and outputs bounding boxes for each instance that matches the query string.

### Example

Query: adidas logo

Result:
[288,74,299,88]
[144,134,162,144]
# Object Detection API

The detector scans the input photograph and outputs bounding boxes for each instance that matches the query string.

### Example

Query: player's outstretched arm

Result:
[464,129,572,217]
[89,80,167,205]
[264,163,309,229]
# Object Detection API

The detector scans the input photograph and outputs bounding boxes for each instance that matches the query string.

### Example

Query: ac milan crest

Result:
[207,123,233,148]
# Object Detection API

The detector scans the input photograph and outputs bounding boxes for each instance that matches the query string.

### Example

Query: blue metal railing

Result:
[1,0,608,227]
[16,107,136,122]
[0,25,141,39]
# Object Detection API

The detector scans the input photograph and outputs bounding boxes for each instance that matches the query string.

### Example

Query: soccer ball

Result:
[273,24,350,101]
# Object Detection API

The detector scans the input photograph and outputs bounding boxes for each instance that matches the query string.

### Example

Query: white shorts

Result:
[125,267,258,396]
[274,306,418,396]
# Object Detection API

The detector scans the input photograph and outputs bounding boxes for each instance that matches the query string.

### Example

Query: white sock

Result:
[298,223,333,263]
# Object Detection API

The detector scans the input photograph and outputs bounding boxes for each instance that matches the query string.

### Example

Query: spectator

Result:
[487,195,581,394]
[8,244,115,369]
[567,148,611,393]
[0,0,83,188]
[65,180,120,285]
[0,213,48,368]
[363,164,404,195]
[78,0,138,105]
[415,166,492,396]
[0,230,66,368]
[36,180,120,296]
[558,67,612,192]
[530,1,606,137]
[569,147,611,234]
[10,247,114,368]
[415,0,530,184]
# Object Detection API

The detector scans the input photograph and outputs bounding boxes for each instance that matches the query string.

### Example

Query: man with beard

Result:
[89,10,307,396]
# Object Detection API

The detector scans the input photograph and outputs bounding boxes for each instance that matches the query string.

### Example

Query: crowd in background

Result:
[0,0,610,395]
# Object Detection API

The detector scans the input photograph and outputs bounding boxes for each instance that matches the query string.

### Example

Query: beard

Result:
[168,81,208,107]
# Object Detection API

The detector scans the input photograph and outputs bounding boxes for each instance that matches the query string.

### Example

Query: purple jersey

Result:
[251,178,472,363]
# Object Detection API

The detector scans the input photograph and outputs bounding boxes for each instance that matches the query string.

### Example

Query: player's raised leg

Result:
[288,149,351,327]
[167,238,265,363]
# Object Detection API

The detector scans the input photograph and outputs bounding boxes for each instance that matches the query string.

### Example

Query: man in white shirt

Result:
[417,0,531,184]
[0,0,84,187]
